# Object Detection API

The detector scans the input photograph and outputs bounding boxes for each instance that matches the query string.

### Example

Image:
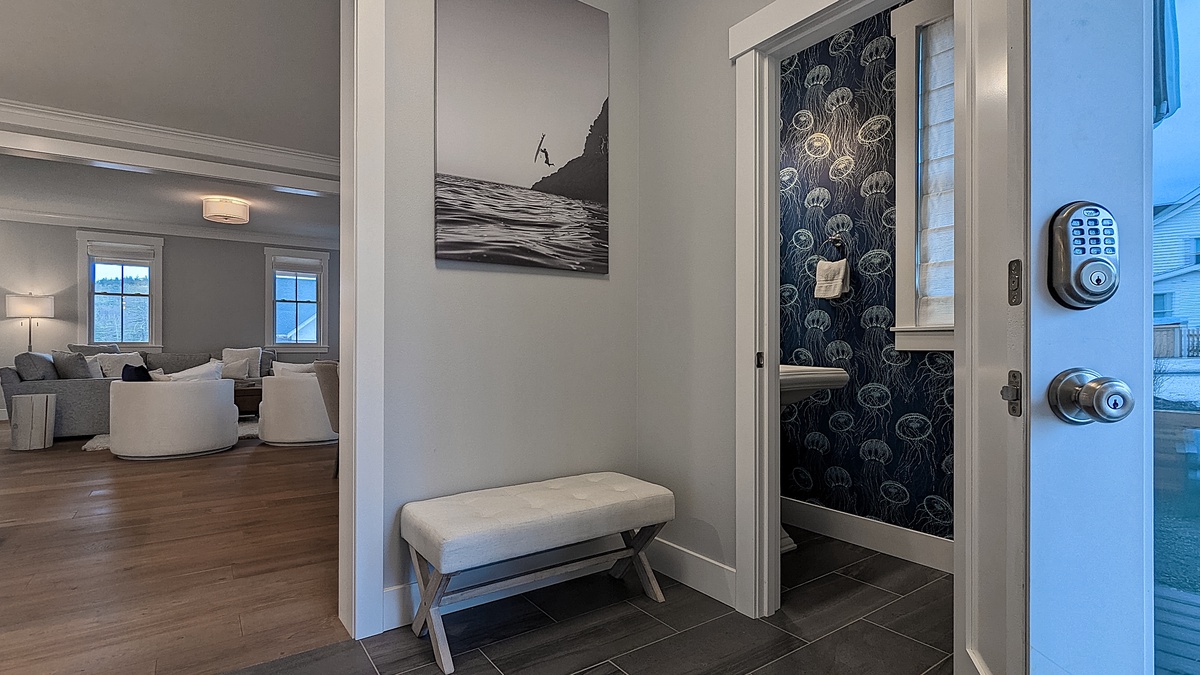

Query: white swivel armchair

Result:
[109,380,238,459]
[258,375,339,446]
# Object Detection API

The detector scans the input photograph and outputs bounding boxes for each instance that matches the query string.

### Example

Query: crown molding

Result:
[0,98,339,180]
[0,207,339,251]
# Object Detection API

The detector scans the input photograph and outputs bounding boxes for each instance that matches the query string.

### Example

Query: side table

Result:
[10,393,56,451]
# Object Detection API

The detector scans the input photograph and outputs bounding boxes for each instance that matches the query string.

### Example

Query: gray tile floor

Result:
[228,529,951,675]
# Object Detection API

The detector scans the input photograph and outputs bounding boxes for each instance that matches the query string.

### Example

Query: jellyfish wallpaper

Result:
[779,11,954,538]
[434,0,610,274]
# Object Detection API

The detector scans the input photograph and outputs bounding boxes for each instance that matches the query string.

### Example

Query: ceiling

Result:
[0,0,340,156]
[0,1,340,244]
[0,154,339,244]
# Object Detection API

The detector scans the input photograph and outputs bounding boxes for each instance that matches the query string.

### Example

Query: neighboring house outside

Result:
[1154,186,1200,358]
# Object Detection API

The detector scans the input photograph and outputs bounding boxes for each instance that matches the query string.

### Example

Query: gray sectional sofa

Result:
[1,349,275,437]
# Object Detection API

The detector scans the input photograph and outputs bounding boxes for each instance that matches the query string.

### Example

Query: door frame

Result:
[729,0,913,618]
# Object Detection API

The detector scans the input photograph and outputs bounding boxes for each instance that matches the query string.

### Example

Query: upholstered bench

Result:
[400,472,675,674]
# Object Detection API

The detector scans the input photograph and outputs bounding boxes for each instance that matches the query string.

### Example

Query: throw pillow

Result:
[148,368,171,381]
[83,355,104,379]
[13,352,58,381]
[167,360,223,381]
[273,361,317,377]
[212,357,250,380]
[67,343,121,356]
[94,352,146,378]
[222,347,263,378]
[51,350,93,379]
[121,364,153,382]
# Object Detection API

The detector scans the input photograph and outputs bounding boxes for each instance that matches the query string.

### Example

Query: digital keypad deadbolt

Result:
[1049,201,1120,309]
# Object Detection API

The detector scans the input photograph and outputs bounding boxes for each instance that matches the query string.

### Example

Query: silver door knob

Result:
[1047,368,1135,425]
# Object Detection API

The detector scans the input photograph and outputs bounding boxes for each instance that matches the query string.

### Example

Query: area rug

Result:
[82,420,260,452]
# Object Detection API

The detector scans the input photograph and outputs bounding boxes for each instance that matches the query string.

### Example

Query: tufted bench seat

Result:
[400,472,675,674]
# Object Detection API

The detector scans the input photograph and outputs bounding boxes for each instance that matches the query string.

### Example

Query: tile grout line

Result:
[602,608,736,666]
[621,598,681,633]
[357,640,383,675]
[830,570,906,597]
[756,616,811,645]
[862,618,949,655]
[479,648,504,675]
[852,575,948,620]
[743,644,808,675]
[519,593,560,624]
[919,655,951,675]
[608,660,630,675]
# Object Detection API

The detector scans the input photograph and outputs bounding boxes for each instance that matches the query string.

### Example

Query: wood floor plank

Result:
[0,424,344,674]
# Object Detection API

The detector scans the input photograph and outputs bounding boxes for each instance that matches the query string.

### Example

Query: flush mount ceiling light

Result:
[202,196,250,224]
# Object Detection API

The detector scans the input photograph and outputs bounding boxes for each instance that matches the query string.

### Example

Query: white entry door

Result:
[957,0,1155,672]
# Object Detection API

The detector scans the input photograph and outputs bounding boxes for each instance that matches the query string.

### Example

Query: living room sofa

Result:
[1,349,275,437]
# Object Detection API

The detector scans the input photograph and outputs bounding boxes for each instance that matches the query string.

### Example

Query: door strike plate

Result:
[1008,259,1023,306]
[1000,370,1022,417]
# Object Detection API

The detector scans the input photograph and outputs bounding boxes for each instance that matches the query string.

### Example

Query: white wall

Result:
[636,0,774,570]
[377,0,640,601]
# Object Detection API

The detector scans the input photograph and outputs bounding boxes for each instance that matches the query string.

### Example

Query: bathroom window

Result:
[892,0,955,351]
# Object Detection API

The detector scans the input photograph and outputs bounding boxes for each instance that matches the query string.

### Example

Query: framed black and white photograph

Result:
[435,0,610,274]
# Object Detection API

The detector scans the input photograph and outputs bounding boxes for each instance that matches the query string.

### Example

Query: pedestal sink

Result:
[778,365,850,553]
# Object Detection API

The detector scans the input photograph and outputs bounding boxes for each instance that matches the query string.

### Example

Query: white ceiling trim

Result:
[0,129,340,195]
[0,98,339,180]
[0,206,339,251]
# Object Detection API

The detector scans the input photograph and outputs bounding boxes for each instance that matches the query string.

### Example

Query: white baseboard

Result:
[645,537,737,608]
[781,497,953,573]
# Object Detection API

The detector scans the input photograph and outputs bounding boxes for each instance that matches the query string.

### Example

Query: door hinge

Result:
[756,352,765,368]
[1008,259,1023,306]
[1000,370,1022,417]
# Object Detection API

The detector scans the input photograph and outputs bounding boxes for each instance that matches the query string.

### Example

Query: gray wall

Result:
[379,0,640,590]
[0,220,339,393]
[635,0,774,568]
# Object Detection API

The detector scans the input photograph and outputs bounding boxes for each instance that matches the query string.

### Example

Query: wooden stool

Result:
[10,393,56,451]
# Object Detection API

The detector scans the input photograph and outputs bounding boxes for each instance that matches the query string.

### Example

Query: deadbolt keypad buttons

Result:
[1049,202,1120,309]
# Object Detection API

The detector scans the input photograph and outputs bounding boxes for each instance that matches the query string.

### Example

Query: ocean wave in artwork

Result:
[435,173,609,274]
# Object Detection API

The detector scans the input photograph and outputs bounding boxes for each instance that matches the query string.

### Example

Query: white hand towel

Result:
[814,259,850,299]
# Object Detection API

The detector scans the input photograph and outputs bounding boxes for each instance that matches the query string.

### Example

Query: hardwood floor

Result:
[0,422,344,674]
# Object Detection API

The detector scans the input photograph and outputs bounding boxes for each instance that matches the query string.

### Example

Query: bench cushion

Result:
[401,472,675,573]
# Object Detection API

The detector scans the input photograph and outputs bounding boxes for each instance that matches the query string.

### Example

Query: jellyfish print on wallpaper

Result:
[858,170,895,240]
[804,187,832,233]
[878,344,913,395]
[789,466,814,493]
[803,63,832,114]
[858,35,894,114]
[825,466,855,512]
[781,283,801,343]
[828,410,856,459]
[787,109,816,152]
[856,382,892,434]
[825,339,855,384]
[860,305,894,372]
[804,431,831,462]
[823,86,858,156]
[829,155,858,201]
[858,248,893,303]
[882,205,897,231]
[934,385,954,444]
[798,133,834,183]
[940,449,954,501]
[855,115,893,170]
[859,439,893,516]
[781,55,802,88]
[913,495,953,537]
[918,352,955,403]
[828,28,855,81]
[780,166,801,211]
[879,480,911,524]
[895,412,936,486]
[804,309,832,356]
[790,347,814,366]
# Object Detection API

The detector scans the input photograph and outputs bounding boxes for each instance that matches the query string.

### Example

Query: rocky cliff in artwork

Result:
[531,99,609,205]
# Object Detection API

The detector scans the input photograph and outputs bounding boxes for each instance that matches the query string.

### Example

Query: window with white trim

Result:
[1155,292,1174,319]
[892,0,955,351]
[1192,237,1200,266]
[265,248,329,352]
[76,232,163,347]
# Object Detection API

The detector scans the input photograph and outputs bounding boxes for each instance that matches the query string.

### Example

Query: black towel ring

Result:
[823,233,846,260]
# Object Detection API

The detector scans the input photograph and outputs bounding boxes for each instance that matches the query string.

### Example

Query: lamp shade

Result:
[202,196,250,224]
[6,294,54,318]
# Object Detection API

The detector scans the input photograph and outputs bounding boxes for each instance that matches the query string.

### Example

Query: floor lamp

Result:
[6,294,55,353]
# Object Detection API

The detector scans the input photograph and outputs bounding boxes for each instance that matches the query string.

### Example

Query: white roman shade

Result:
[86,241,157,262]
[269,253,325,273]
[916,16,954,326]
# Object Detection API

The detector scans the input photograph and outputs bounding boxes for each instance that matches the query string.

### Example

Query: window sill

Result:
[268,345,330,354]
[892,326,954,352]
[116,344,163,353]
